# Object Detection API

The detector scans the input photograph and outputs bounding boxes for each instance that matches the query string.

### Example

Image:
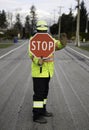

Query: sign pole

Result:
[40,56,43,73]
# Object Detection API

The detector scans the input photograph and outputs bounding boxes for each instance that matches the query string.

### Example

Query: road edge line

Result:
[0,42,26,59]
[67,46,89,59]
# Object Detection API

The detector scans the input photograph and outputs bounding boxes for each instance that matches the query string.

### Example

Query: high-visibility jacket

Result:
[28,37,65,78]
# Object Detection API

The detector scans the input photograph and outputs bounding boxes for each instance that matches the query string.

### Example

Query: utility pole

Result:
[85,13,89,33]
[58,6,63,39]
[75,0,80,46]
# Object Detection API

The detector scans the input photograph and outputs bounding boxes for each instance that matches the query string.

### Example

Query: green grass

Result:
[0,43,14,48]
[79,46,89,52]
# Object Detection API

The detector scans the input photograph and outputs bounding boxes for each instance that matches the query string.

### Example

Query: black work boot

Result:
[33,116,47,124]
[43,111,53,117]
[43,105,53,117]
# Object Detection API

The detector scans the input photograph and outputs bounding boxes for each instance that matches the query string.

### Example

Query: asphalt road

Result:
[0,40,89,130]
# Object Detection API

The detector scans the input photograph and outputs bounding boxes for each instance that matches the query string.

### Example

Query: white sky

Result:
[0,0,89,25]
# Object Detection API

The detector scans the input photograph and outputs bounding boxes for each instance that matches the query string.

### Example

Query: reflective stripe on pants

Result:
[44,99,47,105]
[33,101,44,108]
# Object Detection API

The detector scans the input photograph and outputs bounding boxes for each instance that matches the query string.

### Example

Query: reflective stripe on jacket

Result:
[28,37,65,78]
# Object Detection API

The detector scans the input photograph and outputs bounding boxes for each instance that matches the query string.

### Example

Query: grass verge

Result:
[0,43,14,48]
[79,46,89,52]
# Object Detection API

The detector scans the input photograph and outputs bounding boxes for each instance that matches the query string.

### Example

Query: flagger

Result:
[28,20,67,124]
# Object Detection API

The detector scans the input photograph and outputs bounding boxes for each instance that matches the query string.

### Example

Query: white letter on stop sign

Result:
[42,41,47,50]
[49,41,54,50]
[31,41,36,50]
[31,40,54,51]
[42,41,53,51]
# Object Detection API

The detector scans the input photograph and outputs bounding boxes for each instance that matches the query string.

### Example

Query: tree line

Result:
[0,1,89,40]
[50,0,89,40]
[0,5,37,39]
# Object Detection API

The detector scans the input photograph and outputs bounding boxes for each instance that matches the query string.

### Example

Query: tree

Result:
[80,0,87,32]
[50,9,75,37]
[50,23,58,35]
[24,15,31,38]
[30,5,37,35]
[7,12,13,28]
[14,13,23,36]
[61,10,75,34]
[0,10,8,29]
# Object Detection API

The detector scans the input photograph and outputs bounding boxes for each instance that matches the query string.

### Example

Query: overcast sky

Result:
[0,0,89,25]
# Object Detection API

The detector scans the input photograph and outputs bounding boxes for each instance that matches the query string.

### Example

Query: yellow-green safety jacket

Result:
[28,37,65,78]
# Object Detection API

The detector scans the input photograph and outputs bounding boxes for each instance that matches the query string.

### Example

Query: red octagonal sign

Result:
[29,33,55,58]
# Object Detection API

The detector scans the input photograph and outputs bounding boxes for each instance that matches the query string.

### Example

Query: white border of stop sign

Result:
[29,33,55,58]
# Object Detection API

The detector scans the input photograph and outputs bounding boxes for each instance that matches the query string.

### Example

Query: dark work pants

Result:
[32,77,50,119]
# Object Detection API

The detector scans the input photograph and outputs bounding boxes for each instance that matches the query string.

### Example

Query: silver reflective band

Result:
[44,99,47,104]
[37,25,48,28]
[33,101,44,108]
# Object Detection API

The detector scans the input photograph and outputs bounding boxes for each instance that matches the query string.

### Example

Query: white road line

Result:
[57,62,89,118]
[67,46,89,59]
[0,43,26,59]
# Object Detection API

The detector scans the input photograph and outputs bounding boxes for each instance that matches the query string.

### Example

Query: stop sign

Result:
[29,33,55,58]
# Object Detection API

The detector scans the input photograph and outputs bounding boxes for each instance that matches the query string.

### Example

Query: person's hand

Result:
[38,58,43,65]
[60,33,67,46]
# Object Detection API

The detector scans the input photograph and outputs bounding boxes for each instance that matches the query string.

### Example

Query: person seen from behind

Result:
[28,20,67,124]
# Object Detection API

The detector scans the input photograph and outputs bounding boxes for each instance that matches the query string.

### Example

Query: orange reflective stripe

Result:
[44,59,53,62]
[48,55,54,58]
[43,55,54,62]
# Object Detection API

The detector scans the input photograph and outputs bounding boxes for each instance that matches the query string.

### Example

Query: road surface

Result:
[0,40,89,130]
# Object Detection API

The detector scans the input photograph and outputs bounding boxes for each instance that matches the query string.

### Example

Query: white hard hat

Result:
[36,20,48,31]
